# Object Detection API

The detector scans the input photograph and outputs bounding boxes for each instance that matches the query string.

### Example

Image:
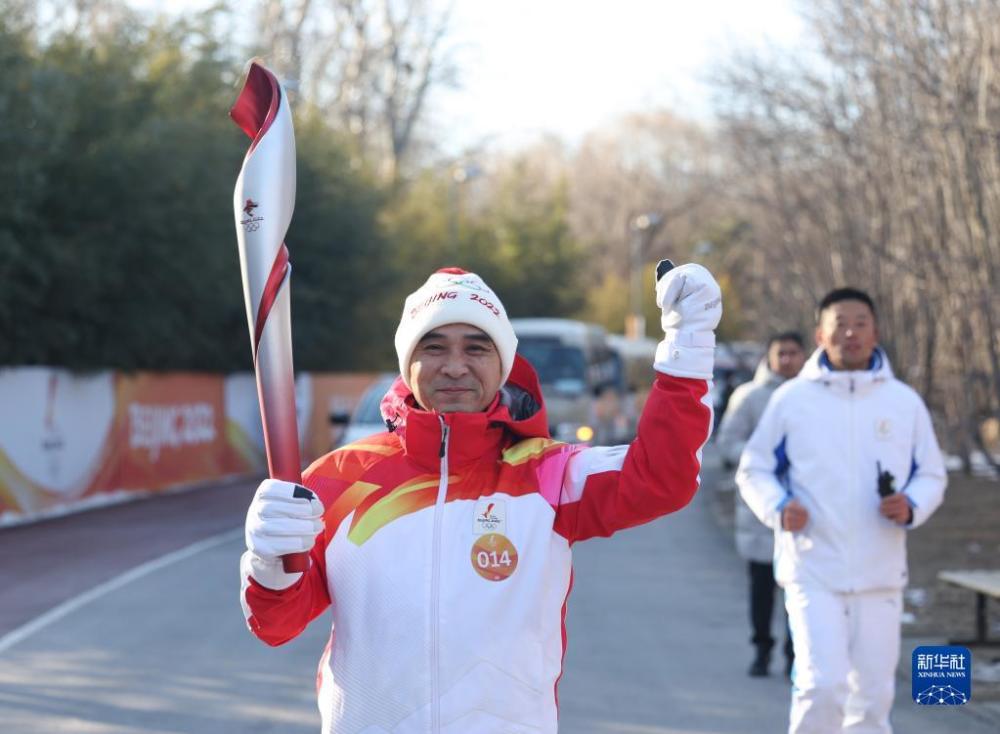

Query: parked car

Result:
[336,373,396,447]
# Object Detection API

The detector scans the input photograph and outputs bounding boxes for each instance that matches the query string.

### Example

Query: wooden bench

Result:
[938,570,1000,647]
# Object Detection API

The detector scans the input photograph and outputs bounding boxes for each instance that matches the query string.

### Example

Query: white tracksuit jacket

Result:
[736,348,946,592]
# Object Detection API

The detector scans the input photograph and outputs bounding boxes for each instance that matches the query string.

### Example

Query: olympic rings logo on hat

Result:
[446,276,486,292]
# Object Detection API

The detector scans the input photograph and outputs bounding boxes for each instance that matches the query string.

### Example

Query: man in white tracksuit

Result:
[716,332,805,677]
[737,288,946,734]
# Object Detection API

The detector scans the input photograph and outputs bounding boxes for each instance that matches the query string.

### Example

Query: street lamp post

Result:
[448,160,481,262]
[627,212,663,339]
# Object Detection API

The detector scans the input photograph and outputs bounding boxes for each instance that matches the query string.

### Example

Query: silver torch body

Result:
[231,62,309,573]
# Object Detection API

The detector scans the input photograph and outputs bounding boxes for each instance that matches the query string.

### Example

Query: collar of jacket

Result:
[380,353,551,471]
[799,346,894,395]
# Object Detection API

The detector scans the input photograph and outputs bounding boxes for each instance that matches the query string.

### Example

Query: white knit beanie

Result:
[394,267,517,388]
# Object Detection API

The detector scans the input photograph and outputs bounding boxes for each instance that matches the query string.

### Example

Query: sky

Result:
[131,0,807,152]
[434,0,807,151]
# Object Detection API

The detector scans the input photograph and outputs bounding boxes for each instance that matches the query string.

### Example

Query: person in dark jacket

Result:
[716,332,805,676]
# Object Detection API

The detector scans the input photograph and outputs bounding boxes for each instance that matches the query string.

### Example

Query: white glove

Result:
[243,478,324,589]
[653,261,722,379]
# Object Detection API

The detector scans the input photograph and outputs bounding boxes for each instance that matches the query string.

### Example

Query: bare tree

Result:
[568,111,722,280]
[253,0,455,181]
[713,0,1000,467]
[256,0,316,87]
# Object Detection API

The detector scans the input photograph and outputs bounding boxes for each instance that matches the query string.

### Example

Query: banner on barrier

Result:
[0,367,116,515]
[114,372,239,490]
[303,373,384,462]
[0,367,382,522]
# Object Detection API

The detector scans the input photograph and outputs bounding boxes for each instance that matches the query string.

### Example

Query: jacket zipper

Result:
[430,418,449,733]
[847,376,856,593]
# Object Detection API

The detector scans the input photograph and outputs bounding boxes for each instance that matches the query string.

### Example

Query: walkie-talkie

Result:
[876,461,896,498]
[655,259,676,282]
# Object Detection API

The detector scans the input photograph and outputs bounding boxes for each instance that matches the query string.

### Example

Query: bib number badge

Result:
[471,533,518,582]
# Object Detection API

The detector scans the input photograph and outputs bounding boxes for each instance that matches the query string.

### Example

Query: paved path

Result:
[0,528,326,733]
[0,454,995,732]
[0,476,258,638]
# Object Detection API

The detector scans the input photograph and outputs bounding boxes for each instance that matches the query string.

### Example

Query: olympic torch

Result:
[230,61,310,573]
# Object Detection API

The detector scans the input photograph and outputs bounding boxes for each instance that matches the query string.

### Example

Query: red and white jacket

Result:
[241,355,712,734]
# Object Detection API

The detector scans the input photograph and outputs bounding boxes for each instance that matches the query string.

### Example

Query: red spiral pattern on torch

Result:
[230,63,290,357]
[230,63,281,154]
[253,243,289,354]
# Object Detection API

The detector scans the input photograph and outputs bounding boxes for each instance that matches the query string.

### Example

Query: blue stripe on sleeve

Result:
[903,453,919,507]
[774,436,792,511]
[774,436,790,480]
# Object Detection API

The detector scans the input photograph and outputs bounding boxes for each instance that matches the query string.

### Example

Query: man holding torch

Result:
[239,261,721,733]
[231,60,721,734]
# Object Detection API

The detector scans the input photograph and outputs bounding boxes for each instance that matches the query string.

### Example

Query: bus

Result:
[511,318,626,444]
